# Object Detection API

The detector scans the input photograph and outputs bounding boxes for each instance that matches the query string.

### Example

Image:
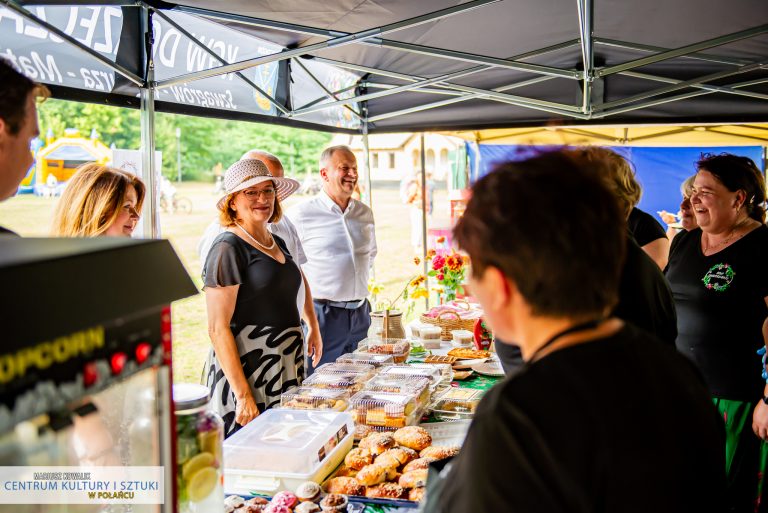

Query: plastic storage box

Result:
[224,409,354,496]
[357,338,411,363]
[280,387,351,411]
[349,390,421,431]
[363,375,432,409]
[408,362,454,387]
[314,362,376,380]
[336,352,394,368]
[302,371,370,393]
[429,388,484,421]
[377,364,443,390]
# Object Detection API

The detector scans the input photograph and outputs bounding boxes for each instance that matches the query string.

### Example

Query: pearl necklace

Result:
[235,222,275,251]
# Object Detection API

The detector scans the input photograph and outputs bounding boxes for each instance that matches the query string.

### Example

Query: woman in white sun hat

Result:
[202,158,302,437]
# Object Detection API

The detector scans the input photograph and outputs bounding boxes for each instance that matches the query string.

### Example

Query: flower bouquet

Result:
[426,249,468,302]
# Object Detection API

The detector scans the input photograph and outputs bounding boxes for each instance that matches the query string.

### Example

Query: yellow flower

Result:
[426,249,437,259]
[410,275,426,287]
[411,288,429,299]
[413,257,421,265]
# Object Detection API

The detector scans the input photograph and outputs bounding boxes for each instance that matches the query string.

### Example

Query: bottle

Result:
[173,384,224,513]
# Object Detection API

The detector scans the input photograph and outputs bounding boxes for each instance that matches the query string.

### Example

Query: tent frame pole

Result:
[597,23,768,78]
[420,133,429,311]
[0,0,143,86]
[155,0,499,88]
[140,6,159,239]
[595,38,751,67]
[619,70,768,101]
[290,57,363,120]
[576,0,594,115]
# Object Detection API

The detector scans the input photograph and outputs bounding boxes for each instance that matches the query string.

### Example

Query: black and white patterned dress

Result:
[203,231,304,437]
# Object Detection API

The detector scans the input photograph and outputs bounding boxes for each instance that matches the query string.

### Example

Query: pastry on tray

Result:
[408,487,425,501]
[402,457,436,473]
[365,482,406,499]
[398,469,428,489]
[358,432,397,455]
[393,426,432,452]
[446,347,491,360]
[419,445,460,460]
[344,447,373,470]
[423,355,457,365]
[324,476,365,496]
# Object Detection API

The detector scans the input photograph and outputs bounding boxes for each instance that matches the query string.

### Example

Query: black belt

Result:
[315,298,366,309]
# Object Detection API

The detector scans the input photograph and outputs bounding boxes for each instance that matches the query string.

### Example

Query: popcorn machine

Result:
[0,237,197,512]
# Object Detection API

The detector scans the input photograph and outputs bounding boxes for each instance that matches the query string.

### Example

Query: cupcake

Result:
[319,493,349,512]
[295,481,322,502]
[271,491,298,509]
[295,502,322,513]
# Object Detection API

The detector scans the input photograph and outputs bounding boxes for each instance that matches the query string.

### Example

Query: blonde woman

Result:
[51,163,145,237]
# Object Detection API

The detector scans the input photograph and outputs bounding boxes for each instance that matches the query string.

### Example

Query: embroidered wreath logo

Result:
[702,263,735,292]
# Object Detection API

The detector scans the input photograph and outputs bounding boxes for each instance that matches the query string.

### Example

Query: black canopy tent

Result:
[2,0,767,236]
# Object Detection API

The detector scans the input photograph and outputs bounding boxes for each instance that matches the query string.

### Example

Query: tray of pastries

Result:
[446,347,491,360]
[279,386,351,412]
[429,388,485,421]
[315,362,377,380]
[377,365,443,390]
[357,338,411,363]
[407,363,453,387]
[423,355,457,365]
[323,426,461,503]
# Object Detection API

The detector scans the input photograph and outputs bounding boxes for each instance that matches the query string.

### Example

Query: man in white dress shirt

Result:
[198,149,323,367]
[287,145,377,371]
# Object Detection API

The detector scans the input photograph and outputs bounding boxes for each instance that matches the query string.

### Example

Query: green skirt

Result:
[714,397,768,512]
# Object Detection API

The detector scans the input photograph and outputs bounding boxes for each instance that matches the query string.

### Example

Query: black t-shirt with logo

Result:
[666,225,768,400]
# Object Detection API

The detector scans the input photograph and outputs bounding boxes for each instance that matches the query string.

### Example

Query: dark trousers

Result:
[309,299,371,375]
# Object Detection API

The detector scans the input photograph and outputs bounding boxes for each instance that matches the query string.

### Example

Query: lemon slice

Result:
[197,431,221,464]
[182,451,214,482]
[187,467,218,502]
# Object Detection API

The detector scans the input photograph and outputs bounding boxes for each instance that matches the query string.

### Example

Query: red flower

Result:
[432,255,446,271]
[437,273,445,281]
[445,254,463,271]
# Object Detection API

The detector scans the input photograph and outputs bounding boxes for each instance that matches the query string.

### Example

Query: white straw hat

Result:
[216,158,300,210]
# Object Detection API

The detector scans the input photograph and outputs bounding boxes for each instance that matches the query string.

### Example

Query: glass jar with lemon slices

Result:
[173,384,224,513]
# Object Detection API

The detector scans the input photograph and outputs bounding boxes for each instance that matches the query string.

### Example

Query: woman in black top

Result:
[203,159,301,437]
[666,153,768,512]
[424,151,724,513]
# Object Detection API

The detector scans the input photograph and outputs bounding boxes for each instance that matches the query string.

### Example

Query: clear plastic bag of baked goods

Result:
[303,371,369,393]
[356,338,411,363]
[377,365,443,390]
[279,386,351,412]
[349,390,421,431]
[336,352,395,368]
[314,362,376,380]
[364,375,432,409]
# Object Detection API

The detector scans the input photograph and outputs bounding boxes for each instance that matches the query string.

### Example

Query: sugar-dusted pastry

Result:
[377,447,418,468]
[359,432,397,455]
[419,445,460,460]
[344,447,373,470]
[393,426,432,451]
[365,482,406,499]
[334,464,358,478]
[402,457,437,473]
[324,476,364,496]
[398,469,428,489]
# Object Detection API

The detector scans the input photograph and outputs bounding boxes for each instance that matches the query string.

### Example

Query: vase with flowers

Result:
[427,249,468,303]
[367,272,429,339]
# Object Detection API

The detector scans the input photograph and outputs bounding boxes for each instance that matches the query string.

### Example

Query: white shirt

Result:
[287,190,377,302]
[197,216,308,314]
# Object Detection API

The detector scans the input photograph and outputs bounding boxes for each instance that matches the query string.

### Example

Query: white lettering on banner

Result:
[11,51,62,84]
[184,34,240,80]
[169,85,237,109]
[95,7,120,54]
[62,6,120,56]
[23,7,48,40]
[80,68,114,91]
[157,28,181,68]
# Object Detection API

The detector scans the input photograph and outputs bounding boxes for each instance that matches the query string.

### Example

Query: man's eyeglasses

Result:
[243,188,276,199]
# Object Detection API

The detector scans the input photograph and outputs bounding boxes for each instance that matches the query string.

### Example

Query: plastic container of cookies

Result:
[302,371,370,393]
[223,409,353,496]
[280,387,351,412]
[450,329,474,346]
[377,364,444,391]
[408,363,454,388]
[314,362,376,380]
[363,375,432,409]
[357,338,411,364]
[348,390,421,432]
[419,326,442,340]
[429,388,484,421]
[336,352,395,369]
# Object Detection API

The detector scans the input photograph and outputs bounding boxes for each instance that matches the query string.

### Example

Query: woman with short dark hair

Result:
[424,151,724,513]
[666,153,768,511]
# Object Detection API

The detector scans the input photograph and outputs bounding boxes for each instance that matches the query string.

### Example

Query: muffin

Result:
[320,493,349,512]
[295,481,322,502]
[295,502,321,513]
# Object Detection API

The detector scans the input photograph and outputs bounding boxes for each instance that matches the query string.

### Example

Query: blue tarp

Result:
[467,144,765,226]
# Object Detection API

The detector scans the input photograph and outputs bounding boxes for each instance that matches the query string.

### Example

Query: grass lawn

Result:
[0,180,452,384]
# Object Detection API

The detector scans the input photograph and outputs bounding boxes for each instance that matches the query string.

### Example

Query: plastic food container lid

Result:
[315,362,375,376]
[336,352,394,368]
[173,383,210,411]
